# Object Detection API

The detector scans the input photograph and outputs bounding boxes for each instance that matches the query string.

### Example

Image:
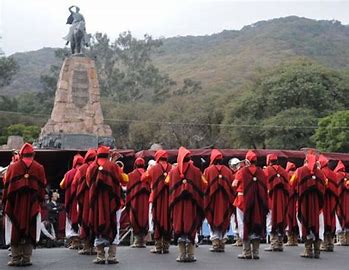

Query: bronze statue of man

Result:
[64,6,90,54]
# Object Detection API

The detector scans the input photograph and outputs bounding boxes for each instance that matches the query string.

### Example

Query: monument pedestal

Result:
[38,56,114,149]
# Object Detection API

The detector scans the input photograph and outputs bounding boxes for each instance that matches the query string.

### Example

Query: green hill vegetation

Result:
[1,16,349,152]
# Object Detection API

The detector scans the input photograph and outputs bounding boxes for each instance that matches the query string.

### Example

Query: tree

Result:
[312,110,349,152]
[87,32,175,102]
[0,48,18,88]
[224,59,349,149]
[0,124,41,145]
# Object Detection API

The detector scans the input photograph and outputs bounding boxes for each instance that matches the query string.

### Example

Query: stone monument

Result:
[38,56,114,149]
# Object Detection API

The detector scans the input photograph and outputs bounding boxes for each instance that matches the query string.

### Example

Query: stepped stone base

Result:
[39,56,113,149]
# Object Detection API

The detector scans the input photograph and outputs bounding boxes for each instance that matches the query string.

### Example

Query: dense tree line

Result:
[1,33,349,152]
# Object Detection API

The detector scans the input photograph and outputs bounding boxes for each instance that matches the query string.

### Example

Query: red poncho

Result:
[144,161,172,240]
[295,165,326,239]
[87,159,123,242]
[335,161,349,228]
[264,164,290,233]
[235,165,268,240]
[204,161,235,232]
[126,167,150,235]
[168,161,204,243]
[321,166,339,234]
[286,162,298,233]
[3,159,46,244]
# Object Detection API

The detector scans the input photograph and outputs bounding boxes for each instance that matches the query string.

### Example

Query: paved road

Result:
[1,244,348,270]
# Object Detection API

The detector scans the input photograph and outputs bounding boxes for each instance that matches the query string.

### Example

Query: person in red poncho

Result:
[74,148,97,255]
[334,160,349,246]
[60,153,84,249]
[318,155,338,252]
[86,146,128,264]
[285,161,299,246]
[3,143,47,266]
[142,149,172,254]
[204,149,235,252]
[166,147,206,262]
[233,150,268,260]
[126,158,150,248]
[290,152,326,258]
[264,154,290,252]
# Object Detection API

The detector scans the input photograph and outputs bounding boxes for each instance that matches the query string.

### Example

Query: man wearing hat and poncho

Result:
[86,146,128,264]
[142,150,172,254]
[264,153,290,252]
[233,150,268,260]
[60,154,84,249]
[204,149,235,252]
[290,151,326,258]
[3,143,47,266]
[165,147,206,262]
[75,149,97,255]
[126,158,150,248]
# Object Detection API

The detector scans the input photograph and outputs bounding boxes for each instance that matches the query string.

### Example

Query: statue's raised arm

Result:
[63,5,90,55]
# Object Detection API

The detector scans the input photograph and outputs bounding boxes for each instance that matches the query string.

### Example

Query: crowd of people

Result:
[1,143,349,266]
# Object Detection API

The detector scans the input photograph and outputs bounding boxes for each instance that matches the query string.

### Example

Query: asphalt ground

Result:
[0,244,348,270]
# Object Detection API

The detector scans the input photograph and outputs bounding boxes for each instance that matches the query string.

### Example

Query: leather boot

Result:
[314,239,321,259]
[150,240,162,254]
[346,231,349,246]
[285,232,293,246]
[22,243,33,266]
[335,232,346,246]
[162,238,170,254]
[209,239,220,252]
[327,234,334,251]
[233,235,243,247]
[69,237,80,250]
[107,244,119,264]
[300,239,313,258]
[265,234,278,251]
[131,235,140,248]
[79,239,92,255]
[93,245,106,264]
[139,235,146,248]
[8,245,22,267]
[252,239,260,259]
[219,239,226,252]
[238,240,252,259]
[320,234,328,251]
[292,234,299,246]
[176,242,186,262]
[187,243,197,262]
[277,235,284,251]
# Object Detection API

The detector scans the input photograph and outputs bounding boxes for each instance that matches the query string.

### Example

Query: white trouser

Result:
[266,210,272,234]
[5,213,41,245]
[297,212,324,240]
[148,203,154,233]
[65,217,79,239]
[236,208,244,240]
[209,227,227,241]
[230,213,238,235]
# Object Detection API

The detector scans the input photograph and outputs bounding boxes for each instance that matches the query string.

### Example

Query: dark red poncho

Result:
[3,159,46,244]
[168,161,204,243]
[87,159,123,242]
[146,161,172,240]
[235,165,268,240]
[335,161,349,229]
[321,166,339,234]
[264,164,290,233]
[295,165,326,240]
[204,164,235,232]
[126,167,150,235]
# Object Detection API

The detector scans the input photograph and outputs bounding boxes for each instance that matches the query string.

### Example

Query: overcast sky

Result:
[1,0,349,55]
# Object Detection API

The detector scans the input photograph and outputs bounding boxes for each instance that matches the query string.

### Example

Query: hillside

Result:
[2,16,349,96]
